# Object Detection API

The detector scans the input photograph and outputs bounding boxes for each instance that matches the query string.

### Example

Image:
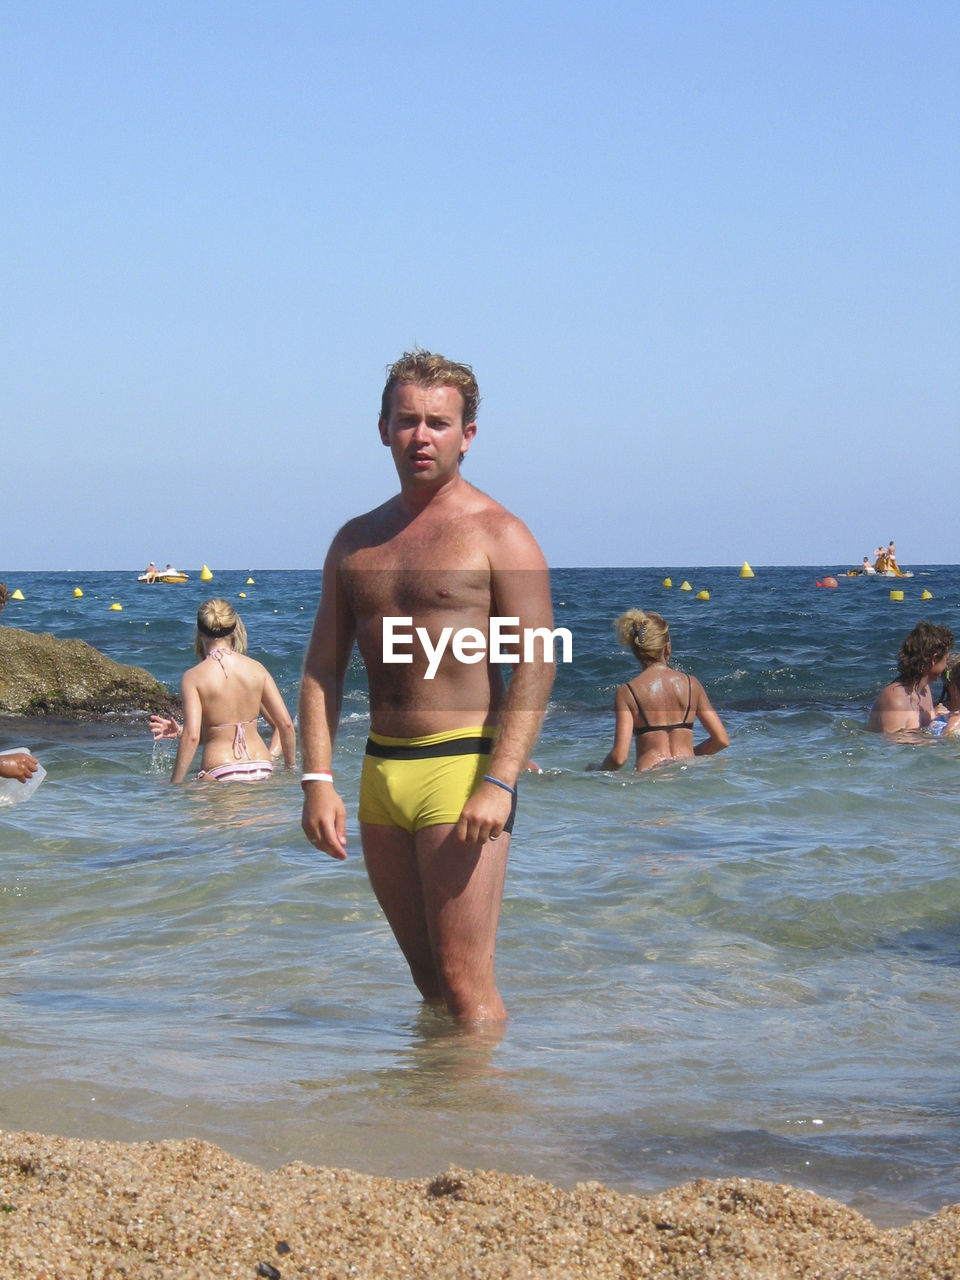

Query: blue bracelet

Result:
[483,774,517,796]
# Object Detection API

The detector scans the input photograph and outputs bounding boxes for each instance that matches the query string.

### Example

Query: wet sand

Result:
[0,1130,957,1278]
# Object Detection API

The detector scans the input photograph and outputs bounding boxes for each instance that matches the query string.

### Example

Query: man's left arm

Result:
[456,521,555,845]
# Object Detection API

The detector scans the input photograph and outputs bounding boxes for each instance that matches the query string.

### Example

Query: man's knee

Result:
[435,951,493,1009]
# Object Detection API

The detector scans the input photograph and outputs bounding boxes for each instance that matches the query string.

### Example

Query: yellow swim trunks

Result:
[359,725,516,834]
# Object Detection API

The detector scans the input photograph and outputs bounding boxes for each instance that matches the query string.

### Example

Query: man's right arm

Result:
[299,536,356,860]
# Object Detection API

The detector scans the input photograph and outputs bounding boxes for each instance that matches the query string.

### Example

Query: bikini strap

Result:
[206,646,232,677]
[206,716,258,761]
[232,721,251,760]
[625,681,648,726]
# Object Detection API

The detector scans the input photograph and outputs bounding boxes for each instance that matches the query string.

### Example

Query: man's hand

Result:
[456,779,514,845]
[301,784,349,861]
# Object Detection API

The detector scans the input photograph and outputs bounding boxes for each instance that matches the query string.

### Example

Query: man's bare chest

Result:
[343,560,492,622]
[341,508,498,625]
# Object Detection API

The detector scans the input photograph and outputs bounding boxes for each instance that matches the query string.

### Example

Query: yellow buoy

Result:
[238,592,246,598]
[11,589,24,600]
[663,577,672,588]
[890,590,904,602]
[246,577,255,585]
[110,602,122,611]
[200,564,213,582]
[73,587,83,598]
[921,589,933,600]
[696,590,710,601]
[740,561,755,579]
[680,581,692,592]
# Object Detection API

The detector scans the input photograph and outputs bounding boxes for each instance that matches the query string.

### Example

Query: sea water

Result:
[1,566,959,1227]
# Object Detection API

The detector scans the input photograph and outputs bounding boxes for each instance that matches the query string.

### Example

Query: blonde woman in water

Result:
[152,599,296,783]
[589,609,729,772]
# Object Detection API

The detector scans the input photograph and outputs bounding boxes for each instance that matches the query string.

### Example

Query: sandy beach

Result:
[0,1130,956,1279]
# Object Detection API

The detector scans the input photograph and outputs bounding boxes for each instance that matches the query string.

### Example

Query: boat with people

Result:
[138,562,189,584]
[847,543,913,578]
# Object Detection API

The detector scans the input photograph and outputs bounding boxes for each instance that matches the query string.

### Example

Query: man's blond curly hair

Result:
[380,349,481,427]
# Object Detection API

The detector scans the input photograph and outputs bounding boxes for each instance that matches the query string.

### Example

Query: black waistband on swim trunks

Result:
[364,736,494,760]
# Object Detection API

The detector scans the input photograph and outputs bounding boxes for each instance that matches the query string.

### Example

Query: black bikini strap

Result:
[625,682,648,726]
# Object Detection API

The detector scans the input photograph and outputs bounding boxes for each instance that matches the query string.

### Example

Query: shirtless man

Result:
[299,351,555,1021]
[867,620,954,733]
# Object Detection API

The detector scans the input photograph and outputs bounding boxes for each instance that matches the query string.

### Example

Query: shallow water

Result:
[2,565,959,1226]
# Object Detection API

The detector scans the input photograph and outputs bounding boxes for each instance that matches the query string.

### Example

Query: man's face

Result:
[379,382,476,484]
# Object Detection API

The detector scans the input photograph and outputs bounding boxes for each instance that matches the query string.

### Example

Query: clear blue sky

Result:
[4,1,958,570]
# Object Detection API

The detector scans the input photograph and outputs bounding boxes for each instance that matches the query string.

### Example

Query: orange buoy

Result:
[817,576,839,590]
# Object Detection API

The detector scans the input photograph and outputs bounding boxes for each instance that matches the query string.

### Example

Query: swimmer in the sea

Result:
[152,598,295,783]
[929,654,960,737]
[867,620,953,734]
[588,608,729,772]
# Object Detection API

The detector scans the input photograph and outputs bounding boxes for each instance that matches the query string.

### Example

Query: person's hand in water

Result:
[150,715,182,741]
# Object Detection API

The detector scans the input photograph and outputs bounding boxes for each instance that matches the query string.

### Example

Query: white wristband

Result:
[301,772,334,786]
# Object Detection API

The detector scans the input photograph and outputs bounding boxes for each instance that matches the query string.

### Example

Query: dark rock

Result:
[0,625,177,718]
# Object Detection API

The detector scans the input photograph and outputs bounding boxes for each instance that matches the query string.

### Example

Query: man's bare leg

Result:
[362,821,510,1022]
[361,822,443,1002]
[415,824,509,1021]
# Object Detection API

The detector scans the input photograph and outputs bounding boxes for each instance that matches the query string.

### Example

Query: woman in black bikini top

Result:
[625,674,695,735]
[588,607,729,772]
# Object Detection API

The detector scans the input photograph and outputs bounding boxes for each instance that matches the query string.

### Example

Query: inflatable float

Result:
[871,553,913,578]
[847,560,913,578]
[848,569,914,579]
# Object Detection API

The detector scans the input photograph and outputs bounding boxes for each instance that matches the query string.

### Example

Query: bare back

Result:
[624,667,698,770]
[185,650,273,768]
[866,679,935,734]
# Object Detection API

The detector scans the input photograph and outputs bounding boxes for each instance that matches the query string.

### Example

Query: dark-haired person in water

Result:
[867,620,954,734]
[929,654,960,737]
